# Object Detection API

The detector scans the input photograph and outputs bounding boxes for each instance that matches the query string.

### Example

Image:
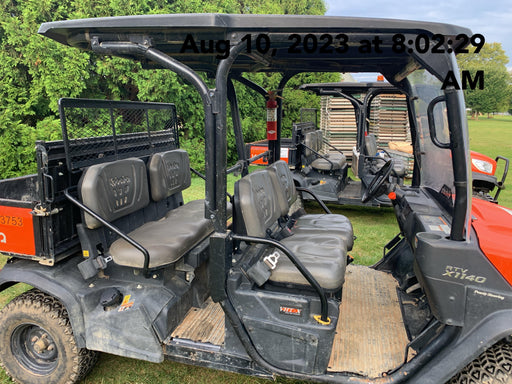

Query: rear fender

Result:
[0,262,86,348]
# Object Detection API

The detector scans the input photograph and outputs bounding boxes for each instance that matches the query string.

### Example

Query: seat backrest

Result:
[304,131,317,157]
[148,149,191,202]
[267,160,297,208]
[235,170,282,238]
[79,157,150,229]
[315,130,324,153]
[364,133,379,157]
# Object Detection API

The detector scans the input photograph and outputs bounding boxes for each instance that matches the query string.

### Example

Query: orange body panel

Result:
[471,198,512,286]
[470,150,497,176]
[249,143,289,165]
[0,206,36,256]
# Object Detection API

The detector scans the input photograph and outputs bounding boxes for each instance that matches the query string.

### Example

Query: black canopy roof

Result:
[39,14,472,77]
[299,82,396,95]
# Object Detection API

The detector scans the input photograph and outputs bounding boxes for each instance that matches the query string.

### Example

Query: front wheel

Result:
[448,340,512,384]
[0,289,98,384]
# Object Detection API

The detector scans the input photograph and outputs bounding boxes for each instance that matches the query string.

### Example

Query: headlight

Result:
[472,158,493,174]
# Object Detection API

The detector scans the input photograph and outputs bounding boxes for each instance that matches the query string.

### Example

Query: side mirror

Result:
[427,96,450,149]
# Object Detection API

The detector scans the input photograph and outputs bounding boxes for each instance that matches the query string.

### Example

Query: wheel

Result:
[0,289,98,384]
[448,340,512,384]
[361,159,394,203]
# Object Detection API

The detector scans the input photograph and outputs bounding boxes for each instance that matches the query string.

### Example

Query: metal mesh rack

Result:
[59,98,179,171]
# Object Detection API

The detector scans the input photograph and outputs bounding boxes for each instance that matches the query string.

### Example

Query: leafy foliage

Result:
[0,0,331,175]
[457,43,512,117]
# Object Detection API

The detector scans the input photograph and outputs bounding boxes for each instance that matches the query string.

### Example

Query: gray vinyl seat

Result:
[109,199,213,268]
[79,151,216,269]
[311,153,347,171]
[364,134,406,178]
[310,130,347,171]
[235,169,347,291]
[267,160,354,251]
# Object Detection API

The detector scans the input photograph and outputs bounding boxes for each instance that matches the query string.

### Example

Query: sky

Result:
[324,0,512,81]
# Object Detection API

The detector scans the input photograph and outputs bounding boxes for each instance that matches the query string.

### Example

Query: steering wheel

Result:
[361,159,394,203]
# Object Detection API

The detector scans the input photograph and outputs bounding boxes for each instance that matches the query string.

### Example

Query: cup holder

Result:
[416,232,443,241]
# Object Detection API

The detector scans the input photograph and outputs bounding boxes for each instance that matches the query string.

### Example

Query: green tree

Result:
[457,42,511,119]
[0,0,328,175]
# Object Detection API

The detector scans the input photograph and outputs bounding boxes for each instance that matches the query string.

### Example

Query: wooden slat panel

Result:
[171,298,225,346]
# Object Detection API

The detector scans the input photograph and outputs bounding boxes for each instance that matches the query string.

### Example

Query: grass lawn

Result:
[468,115,512,208]
[0,116,511,383]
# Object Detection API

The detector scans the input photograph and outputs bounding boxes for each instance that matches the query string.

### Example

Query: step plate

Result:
[171,298,225,346]
[328,265,409,377]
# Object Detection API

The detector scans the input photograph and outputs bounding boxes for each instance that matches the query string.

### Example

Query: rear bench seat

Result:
[79,149,214,269]
[267,160,354,251]
[304,130,346,171]
[235,169,347,291]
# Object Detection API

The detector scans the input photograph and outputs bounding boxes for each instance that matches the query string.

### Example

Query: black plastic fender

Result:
[408,310,512,383]
[0,258,87,348]
[292,172,307,189]
[0,257,166,363]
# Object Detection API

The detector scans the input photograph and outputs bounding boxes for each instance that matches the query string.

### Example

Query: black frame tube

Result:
[231,234,329,322]
[228,79,248,173]
[272,73,295,164]
[296,187,332,214]
[92,41,217,223]
[232,75,268,97]
[445,89,468,241]
[301,143,336,170]
[494,155,509,201]
[247,150,270,164]
[322,140,344,156]
[64,188,152,276]
[213,43,248,232]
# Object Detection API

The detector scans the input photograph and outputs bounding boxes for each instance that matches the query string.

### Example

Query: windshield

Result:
[408,70,454,204]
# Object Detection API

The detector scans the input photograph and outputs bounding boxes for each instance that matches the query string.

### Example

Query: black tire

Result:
[448,340,512,384]
[0,289,98,384]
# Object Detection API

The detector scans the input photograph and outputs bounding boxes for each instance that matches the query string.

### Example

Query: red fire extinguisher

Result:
[266,91,278,141]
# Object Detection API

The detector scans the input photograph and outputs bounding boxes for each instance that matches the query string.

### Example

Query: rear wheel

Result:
[448,340,512,384]
[0,289,98,384]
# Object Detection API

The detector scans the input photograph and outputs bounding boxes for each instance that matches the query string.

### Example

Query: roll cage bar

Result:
[39,13,472,266]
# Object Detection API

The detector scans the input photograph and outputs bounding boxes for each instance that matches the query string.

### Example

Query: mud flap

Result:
[85,303,163,363]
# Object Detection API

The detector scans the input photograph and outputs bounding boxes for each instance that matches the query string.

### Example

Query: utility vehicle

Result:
[470,150,508,203]
[248,81,509,206]
[1,13,512,384]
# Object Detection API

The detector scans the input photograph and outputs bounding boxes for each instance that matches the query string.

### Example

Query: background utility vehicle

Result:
[1,13,512,384]
[248,81,509,206]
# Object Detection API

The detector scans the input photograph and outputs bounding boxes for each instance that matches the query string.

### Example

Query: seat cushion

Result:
[311,153,347,171]
[110,199,214,268]
[294,214,354,251]
[269,234,347,291]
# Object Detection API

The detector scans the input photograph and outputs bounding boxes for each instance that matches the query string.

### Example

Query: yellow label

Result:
[83,250,90,258]
[119,295,134,312]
